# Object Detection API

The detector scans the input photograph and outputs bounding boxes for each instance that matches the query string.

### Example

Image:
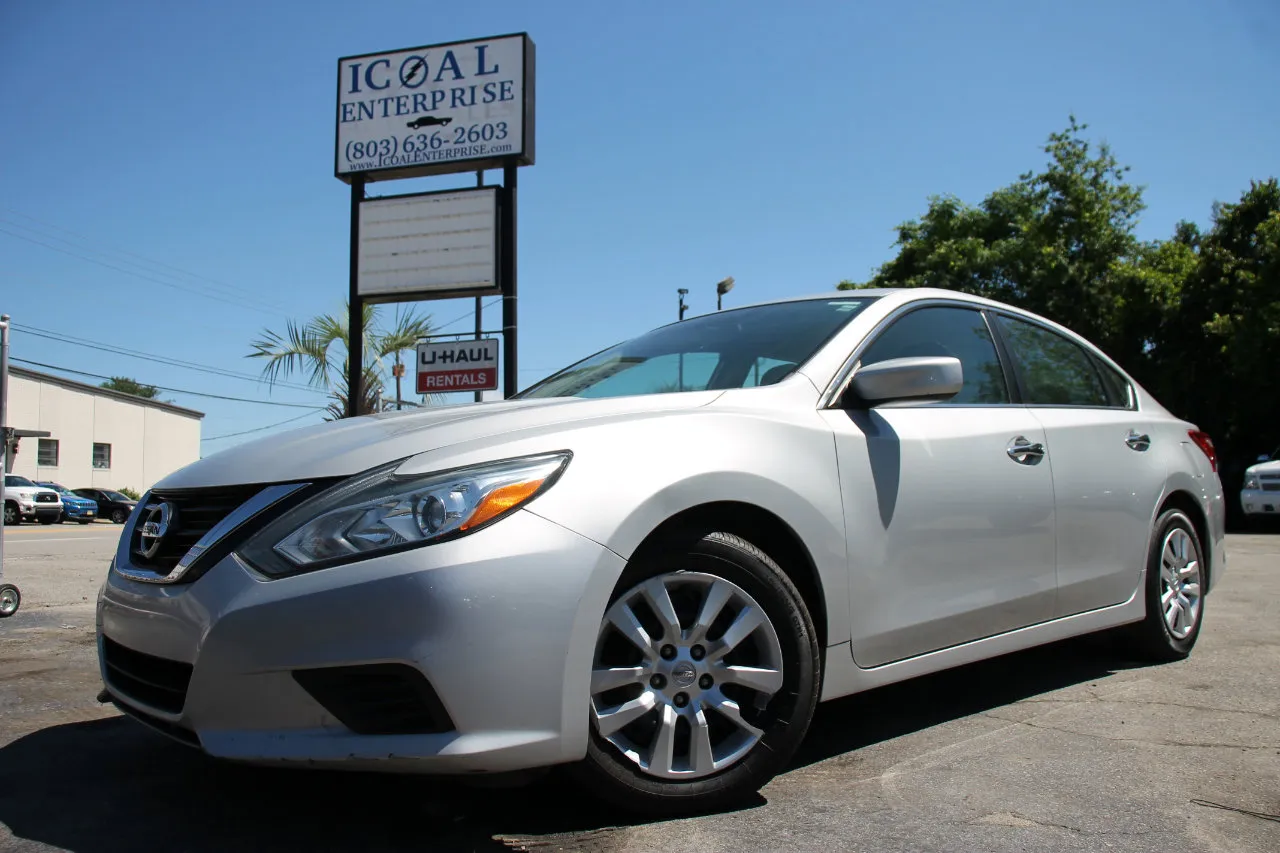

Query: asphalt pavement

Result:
[0,524,1276,853]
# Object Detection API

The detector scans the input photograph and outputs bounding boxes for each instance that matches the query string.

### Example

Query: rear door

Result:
[821,303,1058,667]
[991,313,1167,616]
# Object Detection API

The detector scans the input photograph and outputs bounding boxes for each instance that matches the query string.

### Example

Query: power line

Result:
[11,358,328,409]
[0,226,286,317]
[2,207,289,309]
[11,323,326,395]
[202,409,323,441]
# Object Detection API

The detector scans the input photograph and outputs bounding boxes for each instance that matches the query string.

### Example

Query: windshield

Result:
[5,475,37,488]
[38,482,72,495]
[102,491,132,502]
[518,297,876,400]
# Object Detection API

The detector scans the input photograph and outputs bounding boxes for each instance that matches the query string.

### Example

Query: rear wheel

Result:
[1121,509,1205,661]
[573,531,820,816]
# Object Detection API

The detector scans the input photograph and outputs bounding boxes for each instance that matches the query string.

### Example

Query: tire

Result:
[111,509,127,524]
[1120,509,1206,662]
[0,584,19,618]
[572,530,820,816]
[3,502,19,526]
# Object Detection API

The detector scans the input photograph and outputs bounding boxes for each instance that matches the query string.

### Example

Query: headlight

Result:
[238,451,571,577]
[1244,473,1260,490]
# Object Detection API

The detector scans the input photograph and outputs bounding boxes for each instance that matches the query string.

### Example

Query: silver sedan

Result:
[96,288,1225,815]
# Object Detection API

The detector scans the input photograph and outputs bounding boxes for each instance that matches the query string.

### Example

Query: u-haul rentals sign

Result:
[337,33,535,182]
[417,339,499,393]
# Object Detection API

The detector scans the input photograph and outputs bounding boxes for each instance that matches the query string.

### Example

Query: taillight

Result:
[1188,430,1217,472]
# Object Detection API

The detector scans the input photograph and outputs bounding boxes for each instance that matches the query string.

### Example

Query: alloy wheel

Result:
[0,585,19,617]
[589,571,785,780]
[3,505,16,525]
[1160,527,1202,640]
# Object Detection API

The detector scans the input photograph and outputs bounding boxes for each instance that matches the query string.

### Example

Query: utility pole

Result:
[0,314,10,589]
[678,289,689,321]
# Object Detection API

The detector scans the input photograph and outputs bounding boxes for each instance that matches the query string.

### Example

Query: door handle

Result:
[1007,436,1046,465]
[1125,430,1151,452]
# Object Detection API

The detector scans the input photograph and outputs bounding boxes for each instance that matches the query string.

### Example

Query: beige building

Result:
[4,367,203,493]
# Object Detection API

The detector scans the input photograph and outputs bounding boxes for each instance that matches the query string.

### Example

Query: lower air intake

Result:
[291,663,454,735]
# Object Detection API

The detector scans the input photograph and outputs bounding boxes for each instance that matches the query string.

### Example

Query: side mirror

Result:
[1260,454,1271,463]
[847,356,963,406]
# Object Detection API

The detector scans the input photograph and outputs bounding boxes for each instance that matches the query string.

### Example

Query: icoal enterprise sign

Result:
[336,33,535,182]
[416,339,500,393]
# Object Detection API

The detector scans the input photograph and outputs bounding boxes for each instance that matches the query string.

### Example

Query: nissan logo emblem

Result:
[137,502,177,560]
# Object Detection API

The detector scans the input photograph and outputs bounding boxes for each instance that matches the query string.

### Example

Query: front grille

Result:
[129,484,264,575]
[101,636,193,714]
[292,664,454,735]
[1263,483,1280,492]
[35,493,58,503]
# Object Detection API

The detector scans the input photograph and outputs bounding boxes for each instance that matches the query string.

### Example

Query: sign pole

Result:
[346,174,366,419]
[0,314,9,572]
[501,164,518,400]
[475,170,485,404]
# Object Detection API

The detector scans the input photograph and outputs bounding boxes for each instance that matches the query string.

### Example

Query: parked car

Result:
[73,488,137,524]
[37,481,98,524]
[4,474,62,525]
[1240,446,1280,526]
[96,289,1225,815]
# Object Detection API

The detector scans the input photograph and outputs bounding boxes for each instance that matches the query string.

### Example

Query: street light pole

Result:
[716,276,735,311]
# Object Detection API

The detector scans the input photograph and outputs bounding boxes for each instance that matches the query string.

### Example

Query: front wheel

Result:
[3,503,19,526]
[573,531,820,816]
[1120,509,1206,661]
[111,509,128,524]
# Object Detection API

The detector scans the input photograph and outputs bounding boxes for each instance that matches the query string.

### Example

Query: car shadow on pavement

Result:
[791,632,1140,771]
[0,635,1143,853]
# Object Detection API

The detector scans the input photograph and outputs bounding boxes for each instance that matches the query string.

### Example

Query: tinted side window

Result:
[995,315,1108,406]
[859,306,1010,404]
[1093,358,1135,409]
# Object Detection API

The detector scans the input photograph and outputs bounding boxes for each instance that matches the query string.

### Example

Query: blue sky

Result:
[2,0,1277,452]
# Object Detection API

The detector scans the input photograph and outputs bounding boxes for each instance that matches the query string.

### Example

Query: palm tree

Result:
[248,302,434,417]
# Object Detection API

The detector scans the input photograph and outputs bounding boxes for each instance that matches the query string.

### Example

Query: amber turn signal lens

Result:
[460,479,546,531]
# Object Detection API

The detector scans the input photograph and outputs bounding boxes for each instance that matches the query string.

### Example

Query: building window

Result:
[38,438,59,467]
[93,443,112,470]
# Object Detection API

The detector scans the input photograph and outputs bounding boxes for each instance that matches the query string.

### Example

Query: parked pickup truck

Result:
[4,474,63,525]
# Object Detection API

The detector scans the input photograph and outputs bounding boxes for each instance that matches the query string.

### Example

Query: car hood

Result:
[1246,460,1280,477]
[157,391,725,490]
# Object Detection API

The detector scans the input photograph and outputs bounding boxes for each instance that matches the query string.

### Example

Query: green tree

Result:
[100,377,162,399]
[248,303,434,417]
[840,117,1161,372]
[1156,179,1280,470]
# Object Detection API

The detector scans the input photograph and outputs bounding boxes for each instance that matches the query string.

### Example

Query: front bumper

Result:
[27,504,61,521]
[96,508,624,774]
[1240,489,1279,516]
[63,503,96,520]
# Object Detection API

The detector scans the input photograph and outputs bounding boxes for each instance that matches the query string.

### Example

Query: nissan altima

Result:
[96,288,1225,815]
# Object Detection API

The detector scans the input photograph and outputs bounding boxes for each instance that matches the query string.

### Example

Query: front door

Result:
[820,304,1058,667]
